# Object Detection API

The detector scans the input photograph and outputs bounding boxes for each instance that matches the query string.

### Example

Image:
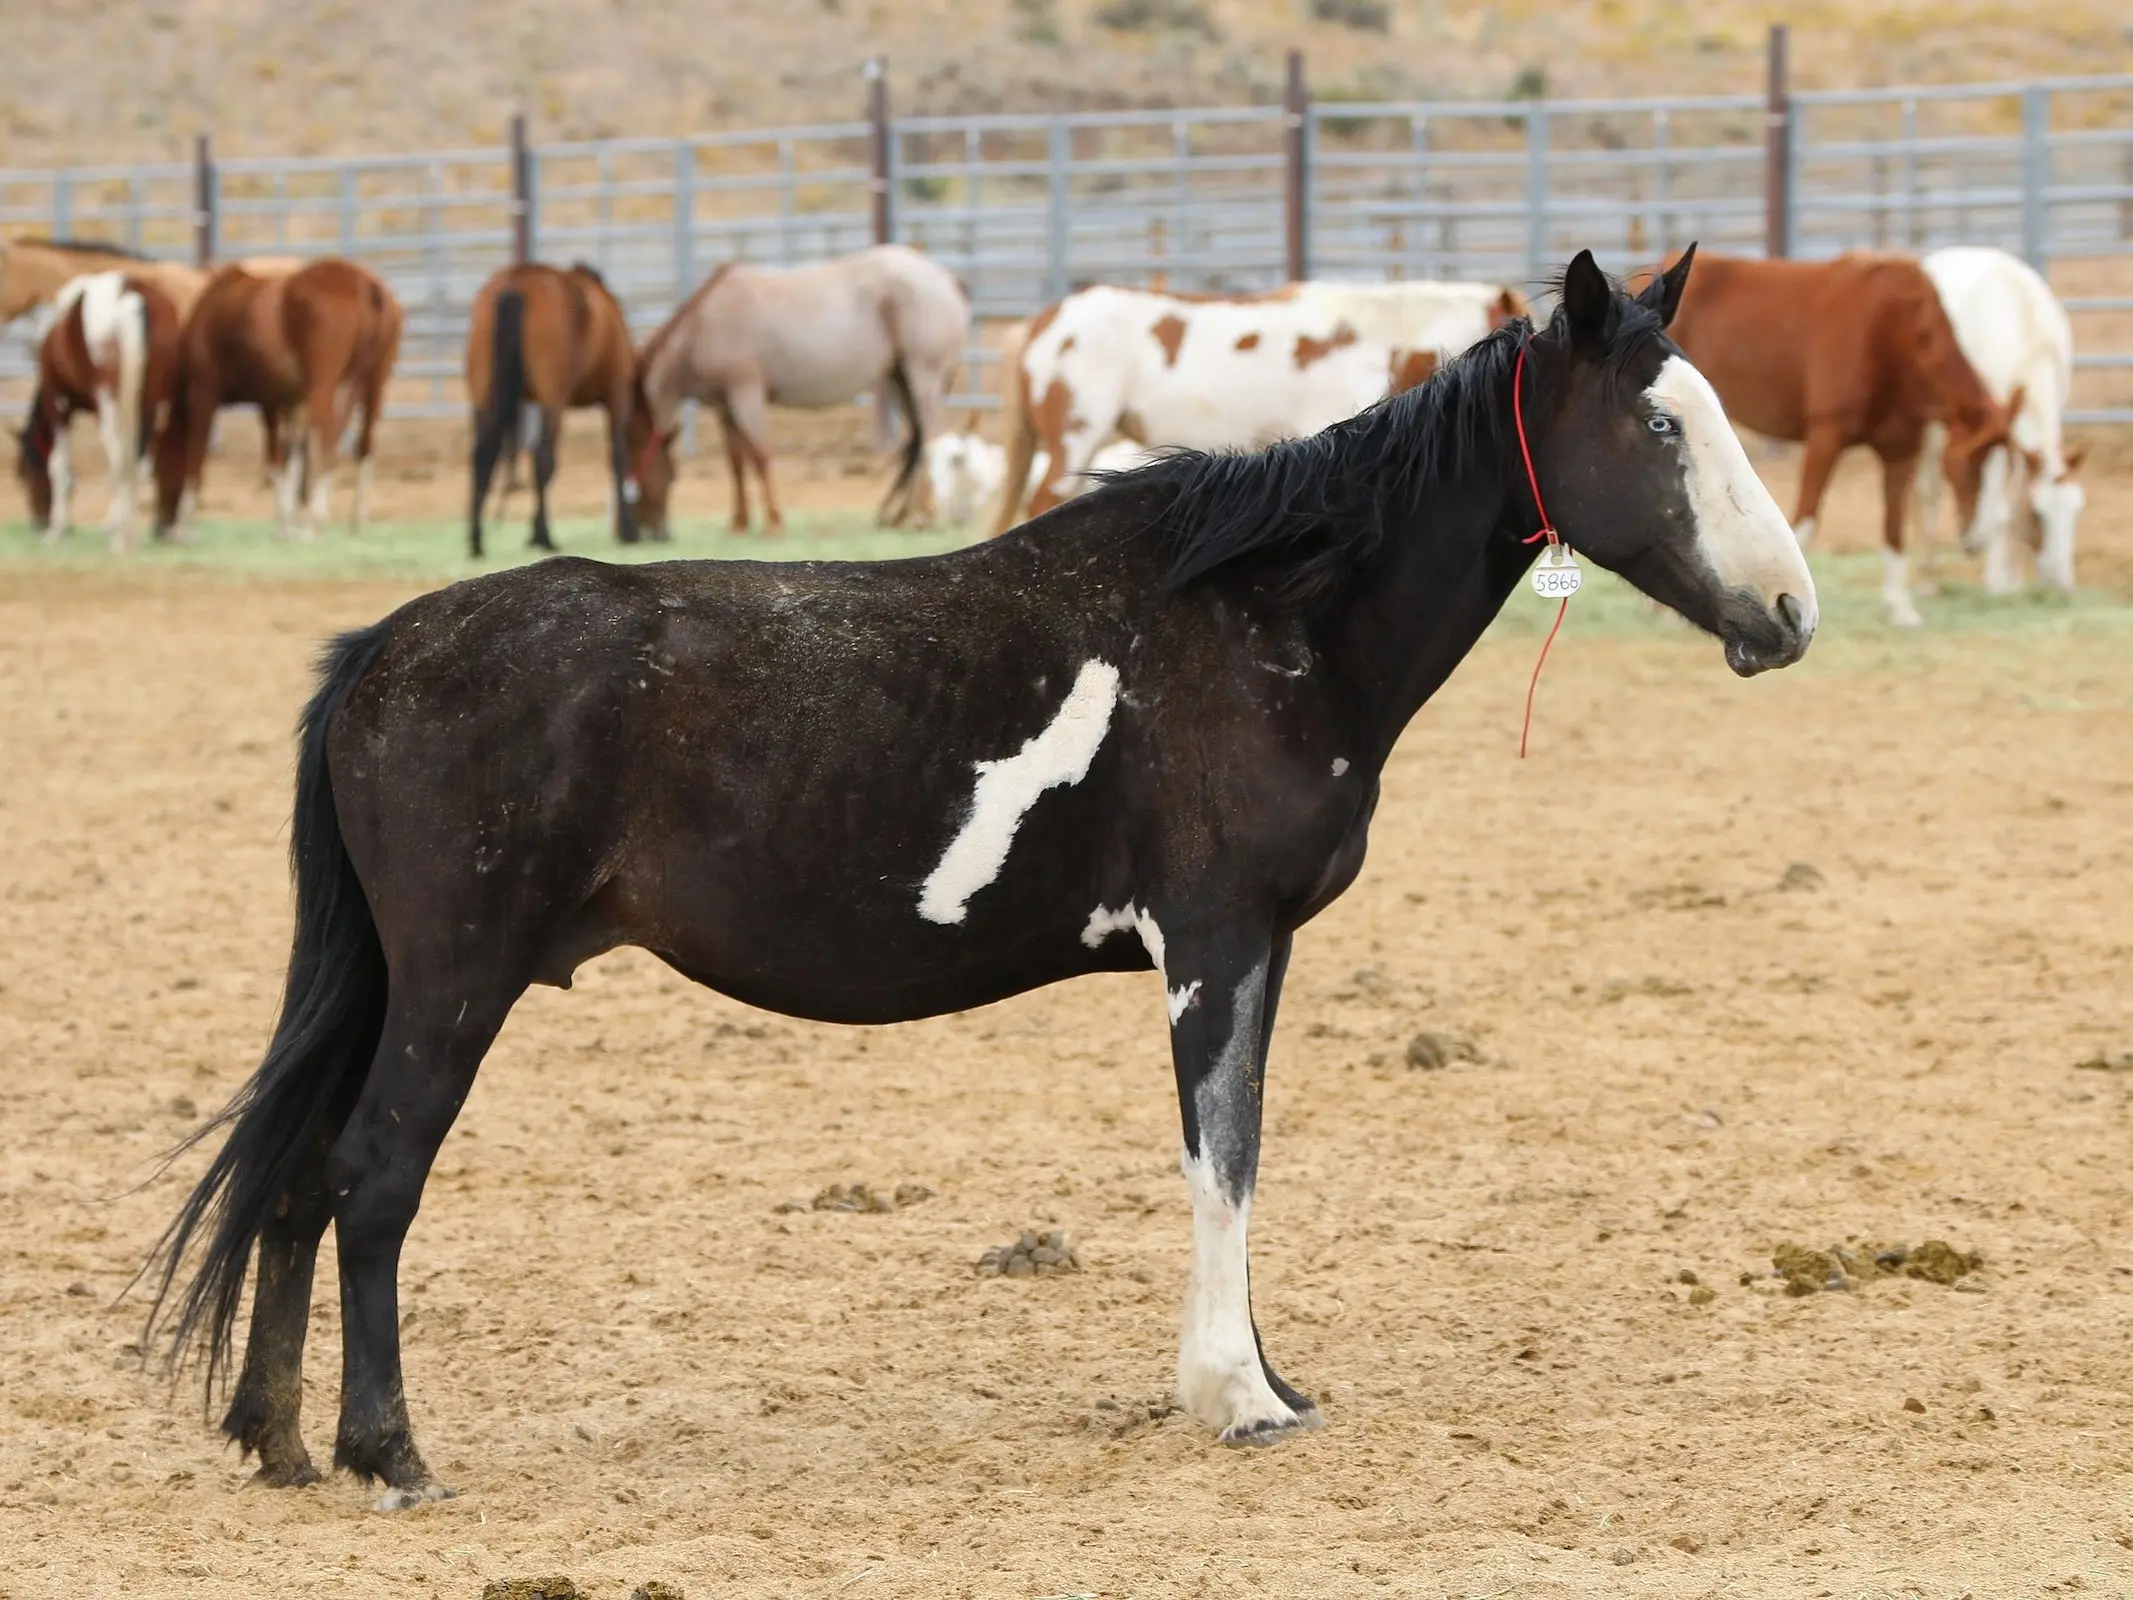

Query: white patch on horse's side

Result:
[1081,903,1139,949]
[1330,757,1350,777]
[1082,902,1198,1021]
[1646,354,1818,639]
[1176,958,1297,1440]
[1168,980,1203,1024]
[918,659,1120,925]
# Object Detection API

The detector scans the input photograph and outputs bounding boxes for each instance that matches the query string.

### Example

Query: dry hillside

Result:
[1,0,2128,168]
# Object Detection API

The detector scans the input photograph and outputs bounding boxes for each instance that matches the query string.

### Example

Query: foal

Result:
[146,248,1813,1505]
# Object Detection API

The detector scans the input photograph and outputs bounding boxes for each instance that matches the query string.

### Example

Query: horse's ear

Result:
[1640,242,1696,328]
[1560,249,1615,351]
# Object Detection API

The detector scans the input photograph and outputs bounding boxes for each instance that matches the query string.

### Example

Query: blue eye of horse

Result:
[1648,415,1677,435]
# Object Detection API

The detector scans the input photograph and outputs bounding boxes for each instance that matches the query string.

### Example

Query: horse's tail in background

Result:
[139,621,393,1394]
[988,318,1036,537]
[482,288,526,469]
[883,357,924,505]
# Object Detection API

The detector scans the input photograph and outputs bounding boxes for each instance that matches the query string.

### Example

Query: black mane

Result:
[6,234,152,262]
[1115,279,1669,603]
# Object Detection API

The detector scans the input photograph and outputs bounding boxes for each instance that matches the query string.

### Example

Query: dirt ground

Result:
[3,454,2133,1599]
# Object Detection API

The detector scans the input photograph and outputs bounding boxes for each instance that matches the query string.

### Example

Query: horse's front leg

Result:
[1162,922,1321,1445]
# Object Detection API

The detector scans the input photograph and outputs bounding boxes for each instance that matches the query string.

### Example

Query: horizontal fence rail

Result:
[3,58,2130,430]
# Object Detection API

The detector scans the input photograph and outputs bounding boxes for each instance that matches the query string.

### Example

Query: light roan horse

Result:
[1916,245,2086,594]
[13,271,181,548]
[464,261,642,557]
[141,246,1816,1503]
[625,244,971,536]
[152,260,402,540]
[990,279,1507,532]
[1657,248,2016,626]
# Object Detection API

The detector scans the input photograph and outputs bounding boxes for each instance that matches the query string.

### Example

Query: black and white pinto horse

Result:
[145,248,1816,1506]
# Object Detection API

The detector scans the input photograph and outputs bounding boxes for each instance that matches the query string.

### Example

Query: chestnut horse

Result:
[13,271,182,548]
[153,260,402,540]
[464,261,640,557]
[1657,249,2014,626]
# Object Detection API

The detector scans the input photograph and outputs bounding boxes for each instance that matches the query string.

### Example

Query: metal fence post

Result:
[1764,24,1792,258]
[1283,50,1309,282]
[1524,107,1548,289]
[510,113,532,263]
[1046,119,1070,301]
[194,135,216,266]
[674,140,696,294]
[866,59,893,245]
[2020,84,2050,269]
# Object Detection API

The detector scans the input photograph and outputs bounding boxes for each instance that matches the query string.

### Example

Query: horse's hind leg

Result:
[716,408,752,533]
[328,978,522,1505]
[528,406,560,551]
[726,386,782,535]
[222,1122,342,1486]
[1159,920,1320,1445]
[1878,446,1925,628]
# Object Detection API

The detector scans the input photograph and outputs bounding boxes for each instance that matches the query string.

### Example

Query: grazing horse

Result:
[625,244,971,536]
[1657,249,2015,626]
[990,280,1495,532]
[13,272,181,547]
[1916,246,2086,594]
[141,247,1815,1505]
[464,261,641,557]
[152,260,402,540]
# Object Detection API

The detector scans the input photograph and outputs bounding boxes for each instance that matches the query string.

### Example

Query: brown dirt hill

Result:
[0,0,2126,168]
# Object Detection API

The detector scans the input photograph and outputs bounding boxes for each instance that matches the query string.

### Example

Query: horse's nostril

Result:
[1776,593,1806,634]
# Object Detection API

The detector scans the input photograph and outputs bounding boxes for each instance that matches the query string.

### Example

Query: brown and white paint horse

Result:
[14,271,181,548]
[1658,249,2016,626]
[625,244,971,535]
[990,279,1514,533]
[152,260,402,540]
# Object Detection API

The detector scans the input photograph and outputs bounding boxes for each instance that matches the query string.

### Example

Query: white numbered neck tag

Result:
[1530,542,1582,600]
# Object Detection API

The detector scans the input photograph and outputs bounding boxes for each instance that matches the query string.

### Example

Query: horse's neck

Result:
[1313,475,1527,767]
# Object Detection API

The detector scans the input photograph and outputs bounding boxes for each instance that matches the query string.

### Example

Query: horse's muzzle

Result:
[1721,590,1816,677]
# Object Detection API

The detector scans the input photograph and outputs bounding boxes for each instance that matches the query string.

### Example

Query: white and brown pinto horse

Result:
[625,244,971,535]
[152,260,402,540]
[13,271,182,547]
[1917,246,2086,594]
[990,279,1513,532]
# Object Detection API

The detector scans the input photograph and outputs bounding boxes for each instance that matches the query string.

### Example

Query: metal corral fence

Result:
[2,42,2129,431]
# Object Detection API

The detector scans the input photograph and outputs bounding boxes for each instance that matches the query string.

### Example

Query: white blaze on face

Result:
[1645,354,1819,638]
[919,659,1120,925]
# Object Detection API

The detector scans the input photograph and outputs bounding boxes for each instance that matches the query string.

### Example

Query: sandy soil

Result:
[2,466,2133,1598]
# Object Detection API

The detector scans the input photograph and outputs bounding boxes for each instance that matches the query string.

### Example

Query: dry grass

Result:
[1,0,2127,170]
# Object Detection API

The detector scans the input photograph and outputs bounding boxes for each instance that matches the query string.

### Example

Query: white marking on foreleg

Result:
[1792,515,1818,550]
[1176,959,1298,1441]
[919,659,1119,924]
[1882,548,1923,628]
[46,432,73,541]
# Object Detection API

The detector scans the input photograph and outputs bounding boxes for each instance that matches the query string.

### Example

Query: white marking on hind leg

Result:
[1882,548,1923,628]
[919,660,1119,924]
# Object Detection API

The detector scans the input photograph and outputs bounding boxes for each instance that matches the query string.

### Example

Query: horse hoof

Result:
[373,1482,455,1513]
[248,1459,322,1489]
[1885,606,1924,629]
[1218,1403,1324,1448]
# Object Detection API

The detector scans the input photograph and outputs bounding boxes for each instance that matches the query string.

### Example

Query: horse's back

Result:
[1923,246,2072,422]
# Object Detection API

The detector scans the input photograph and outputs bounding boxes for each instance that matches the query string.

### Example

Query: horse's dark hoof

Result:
[372,1482,455,1513]
[1218,1403,1324,1448]
[249,1458,322,1489]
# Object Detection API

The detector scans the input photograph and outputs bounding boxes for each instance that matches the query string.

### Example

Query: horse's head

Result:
[1941,386,2021,555]
[2026,439,2086,589]
[622,378,676,539]
[1536,245,1816,677]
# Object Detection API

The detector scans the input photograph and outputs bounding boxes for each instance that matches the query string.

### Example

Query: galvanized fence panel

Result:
[3,73,2130,434]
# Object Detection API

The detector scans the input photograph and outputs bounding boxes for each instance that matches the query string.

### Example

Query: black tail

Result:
[484,288,528,469]
[884,357,924,504]
[140,621,393,1395]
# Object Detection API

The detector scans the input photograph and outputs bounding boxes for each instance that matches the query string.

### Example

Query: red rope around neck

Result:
[1513,341,1567,760]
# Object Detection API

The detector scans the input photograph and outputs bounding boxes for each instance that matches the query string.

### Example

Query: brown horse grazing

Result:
[464,261,640,557]
[14,272,183,548]
[1656,249,2015,626]
[153,260,401,541]
[625,244,972,536]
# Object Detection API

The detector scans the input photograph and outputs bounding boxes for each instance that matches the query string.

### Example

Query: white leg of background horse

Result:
[274,433,306,539]
[1882,548,1924,628]
[94,394,137,551]
[44,430,74,544]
